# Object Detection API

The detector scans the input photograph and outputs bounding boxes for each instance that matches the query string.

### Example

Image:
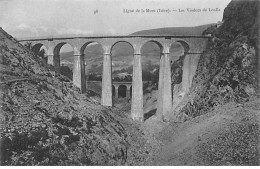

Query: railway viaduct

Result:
[87,81,150,99]
[19,35,210,122]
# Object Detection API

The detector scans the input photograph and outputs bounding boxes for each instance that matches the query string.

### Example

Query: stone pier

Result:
[157,52,172,120]
[181,54,191,93]
[162,53,172,119]
[73,54,86,93]
[101,53,113,106]
[131,54,143,122]
[47,54,54,66]
[126,85,131,99]
[181,53,201,94]
[157,53,165,118]
[189,54,201,87]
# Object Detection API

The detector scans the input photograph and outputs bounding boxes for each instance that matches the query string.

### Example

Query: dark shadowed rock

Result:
[179,0,259,119]
[0,28,131,165]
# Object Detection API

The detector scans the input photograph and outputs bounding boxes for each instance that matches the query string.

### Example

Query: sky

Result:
[0,0,231,38]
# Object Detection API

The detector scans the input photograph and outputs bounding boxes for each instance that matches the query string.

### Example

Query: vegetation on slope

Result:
[148,99,259,165]
[142,0,259,166]
[180,0,259,118]
[0,28,133,165]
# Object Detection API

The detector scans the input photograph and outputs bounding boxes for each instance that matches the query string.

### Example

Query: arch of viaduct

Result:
[19,35,210,122]
[87,81,150,99]
[112,82,132,99]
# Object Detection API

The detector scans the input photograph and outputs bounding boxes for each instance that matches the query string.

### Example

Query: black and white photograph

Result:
[0,0,259,166]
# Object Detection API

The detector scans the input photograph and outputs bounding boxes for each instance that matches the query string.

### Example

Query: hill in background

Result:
[130,24,215,36]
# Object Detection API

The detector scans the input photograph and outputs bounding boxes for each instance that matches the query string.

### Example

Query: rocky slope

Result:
[148,97,259,165]
[173,0,259,120]
[141,0,259,166]
[0,28,148,165]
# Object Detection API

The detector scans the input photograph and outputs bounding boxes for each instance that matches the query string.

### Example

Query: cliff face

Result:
[176,0,259,119]
[221,0,259,41]
[0,28,131,165]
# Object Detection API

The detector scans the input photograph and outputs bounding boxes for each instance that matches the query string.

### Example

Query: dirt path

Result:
[144,98,260,165]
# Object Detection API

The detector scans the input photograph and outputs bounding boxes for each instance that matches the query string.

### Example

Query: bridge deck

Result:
[18,35,211,42]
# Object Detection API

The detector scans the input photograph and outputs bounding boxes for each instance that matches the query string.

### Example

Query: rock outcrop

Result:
[0,28,130,165]
[142,1,259,165]
[173,0,259,120]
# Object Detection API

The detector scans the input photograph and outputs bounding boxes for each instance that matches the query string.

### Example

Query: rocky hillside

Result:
[141,0,259,166]
[175,0,259,120]
[0,28,147,165]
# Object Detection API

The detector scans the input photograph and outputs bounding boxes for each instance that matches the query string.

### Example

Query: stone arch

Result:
[32,43,45,53]
[32,43,48,63]
[169,41,188,86]
[54,42,74,56]
[53,42,74,78]
[140,40,163,53]
[110,41,135,54]
[169,41,188,60]
[80,41,103,82]
[80,41,104,55]
[140,40,162,86]
[174,40,190,55]
[118,85,127,98]
[112,85,115,97]
[110,41,134,82]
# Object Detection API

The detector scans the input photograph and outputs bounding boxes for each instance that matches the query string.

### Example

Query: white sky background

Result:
[0,0,231,38]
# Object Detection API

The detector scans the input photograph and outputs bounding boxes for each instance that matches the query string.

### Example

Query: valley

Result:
[1,0,259,166]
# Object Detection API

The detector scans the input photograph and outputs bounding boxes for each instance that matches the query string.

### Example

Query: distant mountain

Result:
[130,24,215,36]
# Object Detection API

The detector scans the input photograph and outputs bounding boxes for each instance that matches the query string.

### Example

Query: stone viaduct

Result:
[19,35,210,122]
[112,81,132,99]
[87,81,149,99]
